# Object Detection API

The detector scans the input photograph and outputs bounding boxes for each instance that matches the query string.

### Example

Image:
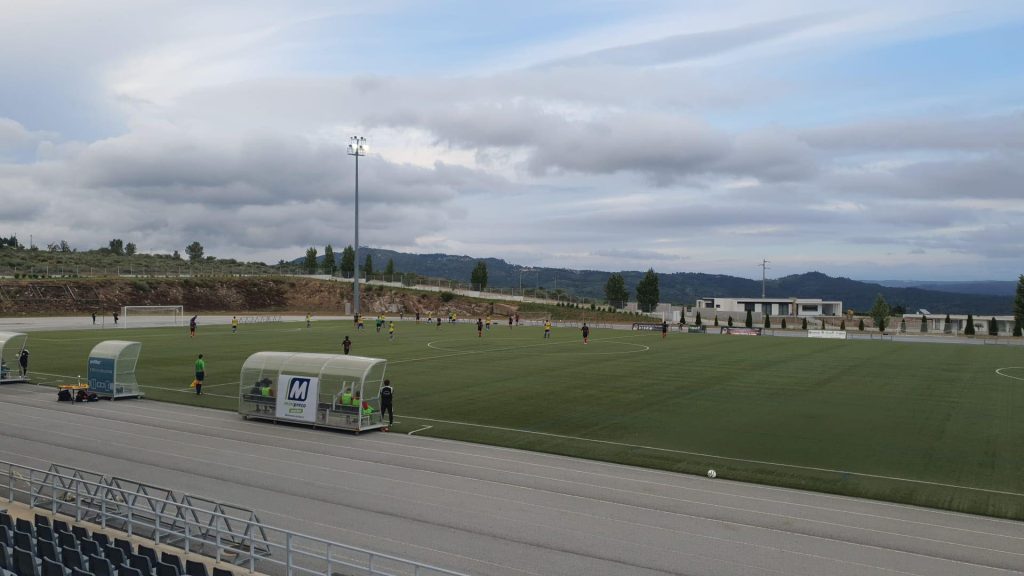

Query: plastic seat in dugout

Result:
[238,352,388,433]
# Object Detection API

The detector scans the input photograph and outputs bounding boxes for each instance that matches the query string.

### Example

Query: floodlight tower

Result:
[760,258,770,298]
[347,136,368,317]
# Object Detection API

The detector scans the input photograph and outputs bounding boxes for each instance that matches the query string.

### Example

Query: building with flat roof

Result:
[697,297,843,317]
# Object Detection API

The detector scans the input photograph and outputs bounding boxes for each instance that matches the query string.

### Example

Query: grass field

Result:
[18,318,1024,520]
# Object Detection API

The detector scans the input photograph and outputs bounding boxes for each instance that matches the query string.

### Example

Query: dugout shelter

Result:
[238,352,388,433]
[0,331,29,384]
[87,340,144,399]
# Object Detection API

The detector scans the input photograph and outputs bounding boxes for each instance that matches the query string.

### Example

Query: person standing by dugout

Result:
[380,379,394,428]
[194,354,205,395]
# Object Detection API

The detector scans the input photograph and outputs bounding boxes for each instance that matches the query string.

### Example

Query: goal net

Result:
[121,305,184,328]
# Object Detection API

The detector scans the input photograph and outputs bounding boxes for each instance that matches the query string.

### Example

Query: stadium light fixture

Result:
[347,136,368,317]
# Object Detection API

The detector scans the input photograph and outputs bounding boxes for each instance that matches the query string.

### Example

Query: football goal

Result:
[121,305,184,328]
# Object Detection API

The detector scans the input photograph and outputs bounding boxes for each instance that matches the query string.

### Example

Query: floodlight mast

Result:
[347,136,368,318]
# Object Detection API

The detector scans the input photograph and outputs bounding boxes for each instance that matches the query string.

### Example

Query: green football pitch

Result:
[20,319,1024,519]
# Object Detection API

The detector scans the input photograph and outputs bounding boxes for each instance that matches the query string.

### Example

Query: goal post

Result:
[121,305,184,328]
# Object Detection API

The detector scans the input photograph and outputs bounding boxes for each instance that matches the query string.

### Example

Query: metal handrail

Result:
[1,460,470,576]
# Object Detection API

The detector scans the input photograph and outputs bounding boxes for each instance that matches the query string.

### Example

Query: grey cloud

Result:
[803,112,1024,152]
[541,13,836,68]
[591,249,684,261]
[826,152,1024,200]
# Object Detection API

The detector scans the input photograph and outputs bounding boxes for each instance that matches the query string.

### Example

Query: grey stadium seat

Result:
[85,557,109,576]
[183,560,207,576]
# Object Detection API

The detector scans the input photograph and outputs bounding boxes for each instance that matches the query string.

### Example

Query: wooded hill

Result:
[325,248,1015,315]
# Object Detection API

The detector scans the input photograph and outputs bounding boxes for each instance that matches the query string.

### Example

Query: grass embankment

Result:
[21,319,1024,520]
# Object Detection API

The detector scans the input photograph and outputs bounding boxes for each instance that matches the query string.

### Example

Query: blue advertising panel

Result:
[88,357,115,394]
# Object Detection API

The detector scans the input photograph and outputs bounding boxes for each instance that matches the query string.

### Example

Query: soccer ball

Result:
[707,469,717,479]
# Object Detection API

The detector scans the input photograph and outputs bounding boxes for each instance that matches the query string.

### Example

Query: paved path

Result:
[0,385,1021,576]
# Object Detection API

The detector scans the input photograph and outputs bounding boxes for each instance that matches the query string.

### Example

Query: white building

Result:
[696,297,843,317]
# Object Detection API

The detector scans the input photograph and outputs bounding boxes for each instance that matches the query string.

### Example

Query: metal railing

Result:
[2,460,469,576]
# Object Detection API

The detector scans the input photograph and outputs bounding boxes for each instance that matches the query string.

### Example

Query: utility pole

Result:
[760,259,770,298]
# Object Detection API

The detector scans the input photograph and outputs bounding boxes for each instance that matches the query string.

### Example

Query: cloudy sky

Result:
[2,1,1022,280]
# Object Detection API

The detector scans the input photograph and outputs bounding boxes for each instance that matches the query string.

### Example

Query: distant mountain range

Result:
[871,280,1017,297]
[306,248,1016,314]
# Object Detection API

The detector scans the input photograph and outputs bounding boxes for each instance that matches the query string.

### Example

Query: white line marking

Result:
[408,425,433,436]
[399,415,1024,498]
[5,392,1021,547]
[995,367,1024,381]
[0,442,948,576]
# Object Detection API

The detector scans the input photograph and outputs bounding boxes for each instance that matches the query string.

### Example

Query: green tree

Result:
[304,247,318,274]
[920,314,928,333]
[635,268,660,312]
[763,314,771,329]
[125,242,137,257]
[839,319,846,330]
[727,316,734,327]
[172,250,181,260]
[108,239,124,256]
[471,261,488,290]
[781,318,787,329]
[988,316,998,336]
[695,311,702,326]
[713,315,718,326]
[385,258,395,276]
[604,273,629,309]
[943,314,952,334]
[340,245,355,276]
[899,318,907,333]
[868,293,891,333]
[964,314,975,336]
[185,241,204,262]
[802,317,808,330]
[744,310,753,328]
[322,245,335,275]
[679,309,687,326]
[858,318,864,331]
[1015,274,1024,336]
[363,254,374,276]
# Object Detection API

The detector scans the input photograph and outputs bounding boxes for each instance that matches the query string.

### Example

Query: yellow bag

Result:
[190,379,199,388]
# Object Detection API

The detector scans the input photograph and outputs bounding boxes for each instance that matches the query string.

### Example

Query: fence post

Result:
[127,492,133,537]
[286,533,293,576]
[249,526,255,574]
[75,480,81,521]
[51,473,57,515]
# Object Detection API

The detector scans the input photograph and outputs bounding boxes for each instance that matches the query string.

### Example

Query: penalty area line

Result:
[399,415,1024,498]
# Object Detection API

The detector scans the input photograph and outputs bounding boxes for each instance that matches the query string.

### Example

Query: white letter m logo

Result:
[287,378,310,401]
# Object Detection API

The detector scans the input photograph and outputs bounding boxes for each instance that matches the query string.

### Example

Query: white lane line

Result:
[0,445,544,576]
[398,415,1024,499]
[3,401,1021,565]
[408,425,433,436]
[5,393,1021,541]
[0,441,923,576]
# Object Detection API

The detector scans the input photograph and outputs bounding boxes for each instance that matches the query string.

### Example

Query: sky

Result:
[1,1,1022,281]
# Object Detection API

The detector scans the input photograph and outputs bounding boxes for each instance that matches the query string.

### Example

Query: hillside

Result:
[321,248,1016,314]
[0,277,630,323]
[873,280,1018,296]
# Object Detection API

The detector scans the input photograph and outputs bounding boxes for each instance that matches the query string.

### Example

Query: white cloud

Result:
[1,1,1022,280]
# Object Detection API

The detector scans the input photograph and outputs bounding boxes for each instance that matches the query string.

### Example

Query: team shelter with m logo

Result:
[238,352,390,433]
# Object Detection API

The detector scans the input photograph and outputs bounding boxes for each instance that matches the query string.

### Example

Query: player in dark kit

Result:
[581,323,590,344]
[662,321,668,339]
[379,379,394,428]
[342,336,352,355]
[477,318,484,337]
